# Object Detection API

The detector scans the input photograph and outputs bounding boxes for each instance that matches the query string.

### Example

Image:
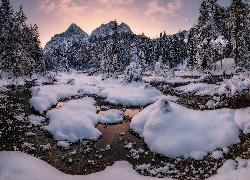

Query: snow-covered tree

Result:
[228,0,249,67]
[154,56,173,78]
[123,62,142,83]
[187,28,197,70]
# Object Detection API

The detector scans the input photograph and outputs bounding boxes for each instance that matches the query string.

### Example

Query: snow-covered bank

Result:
[174,72,250,96]
[29,73,166,114]
[0,76,25,91]
[1,151,250,180]
[131,98,250,160]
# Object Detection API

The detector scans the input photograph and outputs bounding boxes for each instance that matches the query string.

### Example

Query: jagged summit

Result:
[63,23,88,37]
[43,23,89,53]
[90,21,133,39]
[43,21,133,53]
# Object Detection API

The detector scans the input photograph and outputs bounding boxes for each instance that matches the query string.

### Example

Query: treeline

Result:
[0,0,44,77]
[44,21,188,74]
[187,0,250,70]
[0,0,250,79]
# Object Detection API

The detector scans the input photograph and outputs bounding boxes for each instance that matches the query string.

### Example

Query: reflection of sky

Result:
[11,0,232,48]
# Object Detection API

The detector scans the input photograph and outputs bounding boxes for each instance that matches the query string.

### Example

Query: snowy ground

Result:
[2,58,250,179]
[1,151,250,180]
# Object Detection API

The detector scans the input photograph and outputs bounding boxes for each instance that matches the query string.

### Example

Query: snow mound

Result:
[0,151,174,180]
[29,85,79,114]
[100,81,166,106]
[45,97,124,142]
[101,109,123,124]
[131,98,241,159]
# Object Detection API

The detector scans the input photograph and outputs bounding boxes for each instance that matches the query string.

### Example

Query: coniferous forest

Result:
[3,0,250,179]
[0,0,250,77]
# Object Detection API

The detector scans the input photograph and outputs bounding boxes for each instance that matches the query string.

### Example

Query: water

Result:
[1,84,250,179]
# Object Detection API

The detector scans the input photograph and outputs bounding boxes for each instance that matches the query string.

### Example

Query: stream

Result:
[1,81,250,179]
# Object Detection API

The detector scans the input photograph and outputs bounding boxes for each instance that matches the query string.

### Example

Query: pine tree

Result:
[0,0,14,71]
[187,28,197,70]
[228,0,249,67]
[154,56,172,78]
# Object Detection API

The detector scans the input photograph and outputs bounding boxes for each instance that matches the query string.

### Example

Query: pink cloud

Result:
[145,0,183,17]
[98,0,133,5]
[37,0,88,16]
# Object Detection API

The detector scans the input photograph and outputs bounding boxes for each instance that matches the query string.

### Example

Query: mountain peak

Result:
[90,21,133,39]
[64,23,87,36]
[43,23,89,53]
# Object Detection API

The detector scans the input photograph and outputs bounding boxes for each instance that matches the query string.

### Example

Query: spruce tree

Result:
[228,0,249,67]
[0,0,14,71]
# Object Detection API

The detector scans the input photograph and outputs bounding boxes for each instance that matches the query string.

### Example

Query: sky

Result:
[9,0,233,48]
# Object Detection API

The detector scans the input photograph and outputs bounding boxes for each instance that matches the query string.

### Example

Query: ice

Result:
[28,115,45,126]
[131,98,241,159]
[45,97,124,142]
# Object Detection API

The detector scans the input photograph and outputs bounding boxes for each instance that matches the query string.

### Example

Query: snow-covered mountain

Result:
[43,23,89,53]
[90,21,133,39]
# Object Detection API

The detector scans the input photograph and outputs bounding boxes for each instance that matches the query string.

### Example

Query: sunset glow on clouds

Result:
[10,0,232,48]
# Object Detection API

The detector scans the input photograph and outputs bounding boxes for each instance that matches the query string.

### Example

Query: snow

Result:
[217,160,238,174]
[34,77,51,85]
[234,107,250,134]
[45,97,102,142]
[29,73,167,114]
[27,115,45,126]
[143,76,203,85]
[2,151,250,180]
[174,73,250,96]
[0,151,174,180]
[124,142,133,149]
[99,81,165,106]
[101,109,123,124]
[174,83,218,95]
[57,141,70,150]
[0,72,26,90]
[130,98,248,160]
[211,151,223,159]
[45,97,124,142]
[30,84,80,114]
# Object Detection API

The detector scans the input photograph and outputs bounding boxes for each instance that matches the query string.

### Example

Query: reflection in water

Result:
[56,101,68,109]
[124,109,140,118]
[98,110,106,115]
[97,107,140,118]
